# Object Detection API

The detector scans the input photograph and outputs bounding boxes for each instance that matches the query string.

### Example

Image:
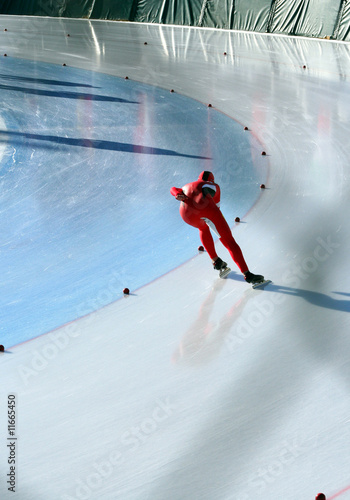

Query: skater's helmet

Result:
[198,171,215,183]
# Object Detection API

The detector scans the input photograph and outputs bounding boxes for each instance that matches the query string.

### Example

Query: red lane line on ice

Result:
[329,484,350,499]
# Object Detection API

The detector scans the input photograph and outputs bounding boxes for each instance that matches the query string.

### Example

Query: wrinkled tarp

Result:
[201,0,271,31]
[0,0,137,21]
[231,0,272,32]
[133,0,203,26]
[335,0,350,41]
[0,0,349,41]
[90,0,137,21]
[269,0,342,37]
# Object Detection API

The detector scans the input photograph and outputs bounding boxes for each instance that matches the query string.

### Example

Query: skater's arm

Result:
[170,186,188,201]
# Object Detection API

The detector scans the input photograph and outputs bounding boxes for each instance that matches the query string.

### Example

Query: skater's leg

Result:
[180,212,219,263]
[198,224,218,261]
[220,235,249,273]
[205,212,249,273]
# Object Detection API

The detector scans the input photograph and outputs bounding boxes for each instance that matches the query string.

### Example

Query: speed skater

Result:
[170,171,264,284]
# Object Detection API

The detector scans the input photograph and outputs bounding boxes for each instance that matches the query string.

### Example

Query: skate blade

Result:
[252,279,271,289]
[219,267,231,279]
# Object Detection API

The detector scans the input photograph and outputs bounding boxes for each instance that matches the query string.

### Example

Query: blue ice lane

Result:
[0,58,267,345]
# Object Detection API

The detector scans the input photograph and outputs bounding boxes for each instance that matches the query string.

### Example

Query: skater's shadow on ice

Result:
[226,272,244,282]
[220,274,349,314]
[266,284,350,314]
[0,130,210,159]
[0,73,99,88]
[333,291,350,298]
[0,83,133,102]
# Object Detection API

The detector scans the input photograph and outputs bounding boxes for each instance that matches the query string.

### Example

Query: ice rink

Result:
[0,15,350,500]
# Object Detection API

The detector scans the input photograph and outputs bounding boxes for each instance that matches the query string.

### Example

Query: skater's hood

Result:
[198,171,214,183]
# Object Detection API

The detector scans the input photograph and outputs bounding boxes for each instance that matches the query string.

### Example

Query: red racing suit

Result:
[170,179,249,273]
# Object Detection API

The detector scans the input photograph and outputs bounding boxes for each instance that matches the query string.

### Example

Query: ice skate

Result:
[244,271,271,289]
[213,257,231,279]
[244,271,264,285]
[251,279,272,289]
[244,271,264,284]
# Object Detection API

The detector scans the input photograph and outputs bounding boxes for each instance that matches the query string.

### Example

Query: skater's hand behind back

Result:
[175,192,187,201]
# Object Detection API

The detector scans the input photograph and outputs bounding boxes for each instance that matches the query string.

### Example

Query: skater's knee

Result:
[220,235,236,248]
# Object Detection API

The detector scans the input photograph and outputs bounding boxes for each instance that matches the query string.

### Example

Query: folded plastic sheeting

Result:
[58,0,94,18]
[134,0,203,26]
[0,0,137,21]
[0,0,92,18]
[201,0,271,31]
[335,0,350,41]
[269,0,342,38]
[231,0,272,31]
[0,0,350,41]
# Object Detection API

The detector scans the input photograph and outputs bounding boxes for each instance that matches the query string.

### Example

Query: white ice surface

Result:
[1,16,350,500]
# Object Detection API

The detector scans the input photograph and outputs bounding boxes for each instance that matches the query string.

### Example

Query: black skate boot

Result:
[213,257,231,278]
[244,271,264,284]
